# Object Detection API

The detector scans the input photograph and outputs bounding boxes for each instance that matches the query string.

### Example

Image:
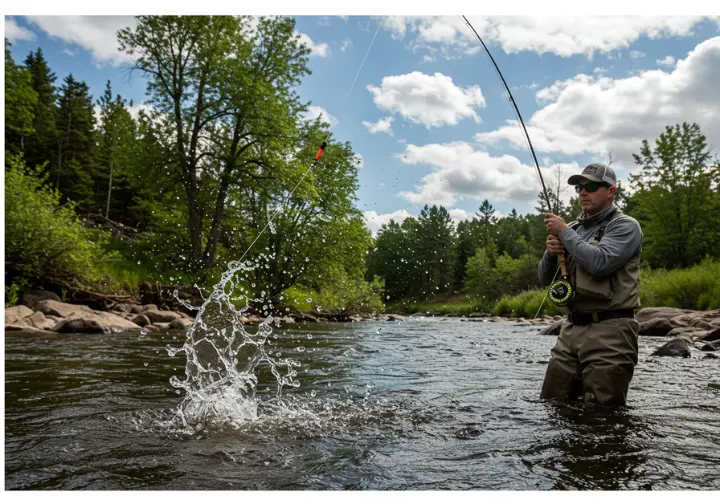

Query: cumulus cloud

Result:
[656,55,676,67]
[296,32,330,57]
[301,105,338,128]
[25,15,136,66]
[473,37,720,167]
[630,50,646,59]
[5,17,36,42]
[363,116,394,136]
[378,15,717,59]
[448,208,471,223]
[363,209,411,235]
[340,38,352,52]
[395,141,583,207]
[367,72,486,128]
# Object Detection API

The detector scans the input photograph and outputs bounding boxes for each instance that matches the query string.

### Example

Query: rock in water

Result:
[539,320,564,336]
[699,341,720,352]
[651,338,691,358]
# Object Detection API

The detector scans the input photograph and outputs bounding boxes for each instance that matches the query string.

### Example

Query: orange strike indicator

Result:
[314,141,327,161]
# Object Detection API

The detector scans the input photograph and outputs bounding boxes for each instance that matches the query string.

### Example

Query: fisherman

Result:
[538,163,643,407]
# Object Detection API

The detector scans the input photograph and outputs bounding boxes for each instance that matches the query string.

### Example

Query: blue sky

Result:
[5,12,720,234]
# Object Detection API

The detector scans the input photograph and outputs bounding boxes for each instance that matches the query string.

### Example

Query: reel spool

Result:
[548,277,573,306]
[547,253,574,307]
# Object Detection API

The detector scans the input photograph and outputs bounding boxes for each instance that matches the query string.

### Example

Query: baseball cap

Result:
[567,163,617,186]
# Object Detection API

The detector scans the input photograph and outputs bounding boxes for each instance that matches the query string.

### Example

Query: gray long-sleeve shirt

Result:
[538,204,643,285]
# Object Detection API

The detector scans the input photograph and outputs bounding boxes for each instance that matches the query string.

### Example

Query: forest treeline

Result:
[5,15,720,314]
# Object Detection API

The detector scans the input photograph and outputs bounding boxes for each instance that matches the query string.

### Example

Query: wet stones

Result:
[651,337,692,358]
[638,317,674,336]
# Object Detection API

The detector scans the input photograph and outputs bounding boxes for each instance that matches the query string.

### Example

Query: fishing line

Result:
[461,15,574,309]
[235,20,382,265]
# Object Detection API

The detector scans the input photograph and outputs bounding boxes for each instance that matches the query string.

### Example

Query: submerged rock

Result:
[699,341,720,352]
[539,320,564,336]
[651,338,692,358]
[52,312,141,334]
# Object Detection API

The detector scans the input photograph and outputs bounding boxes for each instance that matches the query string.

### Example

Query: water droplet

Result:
[310,390,317,397]
[305,257,310,262]
[143,362,148,367]
[376,327,382,334]
[306,297,312,303]
[139,328,148,339]
[296,346,306,352]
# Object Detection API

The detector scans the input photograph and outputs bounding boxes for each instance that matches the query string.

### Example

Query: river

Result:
[5,317,720,490]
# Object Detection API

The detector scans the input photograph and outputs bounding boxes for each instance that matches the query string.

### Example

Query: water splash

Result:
[167,260,301,432]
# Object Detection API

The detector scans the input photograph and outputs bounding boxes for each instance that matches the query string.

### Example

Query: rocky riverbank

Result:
[5,292,719,361]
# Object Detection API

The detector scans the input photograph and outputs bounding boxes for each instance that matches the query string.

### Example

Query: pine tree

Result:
[56,74,97,207]
[23,47,59,173]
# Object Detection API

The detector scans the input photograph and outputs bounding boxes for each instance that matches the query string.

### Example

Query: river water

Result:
[5,317,720,490]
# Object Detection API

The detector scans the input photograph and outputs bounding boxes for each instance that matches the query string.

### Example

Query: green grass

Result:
[386,295,491,316]
[492,289,566,318]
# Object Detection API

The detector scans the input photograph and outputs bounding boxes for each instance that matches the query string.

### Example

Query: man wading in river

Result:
[538,163,643,407]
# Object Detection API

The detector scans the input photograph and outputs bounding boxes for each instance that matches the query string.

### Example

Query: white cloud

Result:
[301,105,338,128]
[63,48,76,57]
[378,15,717,59]
[363,209,411,236]
[340,38,352,52]
[5,17,36,42]
[448,208,471,223]
[296,32,330,57]
[630,50,646,59]
[367,72,486,128]
[396,141,582,207]
[25,15,136,66]
[362,116,394,136]
[473,37,720,166]
[656,55,676,67]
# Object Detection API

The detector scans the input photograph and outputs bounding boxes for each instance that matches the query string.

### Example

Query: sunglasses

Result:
[575,182,609,194]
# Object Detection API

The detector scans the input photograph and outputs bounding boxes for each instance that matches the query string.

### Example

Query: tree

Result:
[4,40,38,154]
[118,15,312,271]
[415,205,455,296]
[23,47,59,174]
[628,122,720,268]
[56,74,97,207]
[95,80,137,219]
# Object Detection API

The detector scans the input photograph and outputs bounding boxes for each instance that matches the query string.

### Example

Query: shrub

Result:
[5,154,113,288]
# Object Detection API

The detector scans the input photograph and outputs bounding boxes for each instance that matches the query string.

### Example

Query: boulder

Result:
[638,317,674,336]
[699,341,720,352]
[386,314,405,322]
[145,324,160,332]
[702,353,718,360]
[651,338,691,358]
[131,304,158,314]
[5,305,34,325]
[19,289,61,309]
[169,318,193,330]
[53,312,142,334]
[132,314,152,327]
[36,300,93,318]
[697,327,720,343]
[140,309,182,323]
[540,320,564,336]
[636,307,694,324]
[27,311,56,331]
[665,327,703,339]
[689,317,717,331]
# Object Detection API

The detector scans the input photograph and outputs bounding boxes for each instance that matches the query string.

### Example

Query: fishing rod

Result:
[461,15,573,308]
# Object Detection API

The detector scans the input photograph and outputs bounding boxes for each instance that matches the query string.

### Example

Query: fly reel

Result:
[547,253,574,307]
[548,277,573,306]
